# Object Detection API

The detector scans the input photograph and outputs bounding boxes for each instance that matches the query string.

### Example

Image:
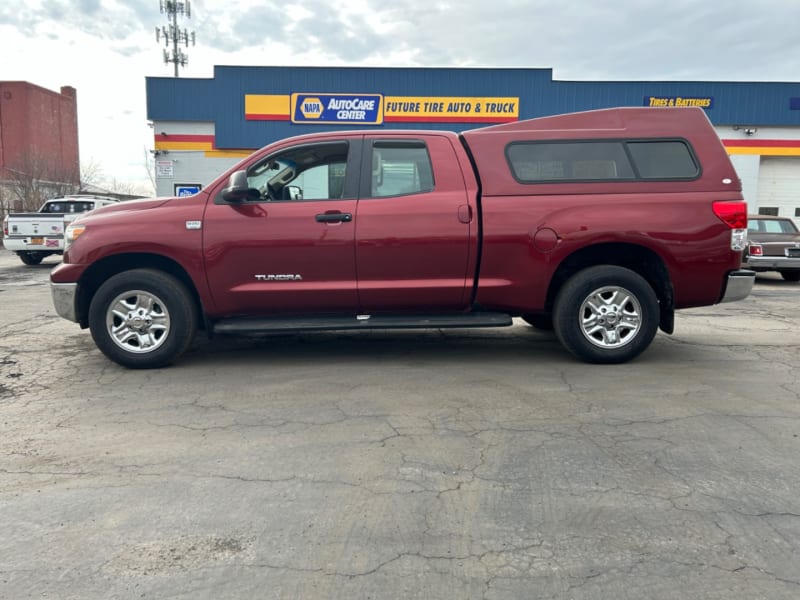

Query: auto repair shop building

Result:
[146,66,800,218]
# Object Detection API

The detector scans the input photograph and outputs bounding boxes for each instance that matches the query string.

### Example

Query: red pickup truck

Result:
[50,107,754,368]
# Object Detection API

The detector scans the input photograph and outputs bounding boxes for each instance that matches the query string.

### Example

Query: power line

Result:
[155,1,195,77]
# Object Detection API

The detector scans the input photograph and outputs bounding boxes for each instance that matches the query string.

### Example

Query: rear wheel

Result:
[780,270,800,282]
[88,269,197,369]
[18,251,44,265]
[553,266,659,364]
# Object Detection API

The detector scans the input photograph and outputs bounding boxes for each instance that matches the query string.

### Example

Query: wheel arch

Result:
[75,253,205,329]
[546,243,675,334]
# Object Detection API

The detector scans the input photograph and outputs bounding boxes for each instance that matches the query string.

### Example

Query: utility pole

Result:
[155,0,195,77]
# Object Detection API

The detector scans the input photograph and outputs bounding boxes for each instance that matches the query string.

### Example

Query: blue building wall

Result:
[146,66,800,150]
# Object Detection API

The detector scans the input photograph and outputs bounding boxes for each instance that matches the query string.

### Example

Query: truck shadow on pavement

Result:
[171,327,692,370]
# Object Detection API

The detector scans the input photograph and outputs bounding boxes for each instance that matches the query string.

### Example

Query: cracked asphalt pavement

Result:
[1,248,799,599]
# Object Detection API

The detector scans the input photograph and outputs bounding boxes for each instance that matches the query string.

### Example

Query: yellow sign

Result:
[384,96,519,123]
[645,96,714,109]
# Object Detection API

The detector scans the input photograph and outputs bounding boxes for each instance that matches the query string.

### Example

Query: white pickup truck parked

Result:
[3,195,118,265]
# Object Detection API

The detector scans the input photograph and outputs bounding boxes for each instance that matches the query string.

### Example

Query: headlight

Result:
[64,223,86,251]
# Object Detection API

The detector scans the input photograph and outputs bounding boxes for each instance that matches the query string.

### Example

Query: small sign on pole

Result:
[156,160,174,178]
[174,183,202,197]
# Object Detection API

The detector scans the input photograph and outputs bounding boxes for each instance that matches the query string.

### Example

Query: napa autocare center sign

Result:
[292,93,383,124]
[248,93,520,125]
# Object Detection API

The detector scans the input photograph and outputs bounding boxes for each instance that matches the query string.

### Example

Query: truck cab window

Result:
[369,142,434,198]
[246,141,349,201]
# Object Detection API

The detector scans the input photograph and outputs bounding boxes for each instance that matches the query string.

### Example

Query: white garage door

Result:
[757,157,800,219]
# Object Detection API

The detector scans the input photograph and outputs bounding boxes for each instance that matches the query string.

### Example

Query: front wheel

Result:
[553,266,659,364]
[780,270,800,282]
[88,269,197,369]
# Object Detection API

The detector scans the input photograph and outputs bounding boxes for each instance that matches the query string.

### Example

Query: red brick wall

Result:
[0,81,80,185]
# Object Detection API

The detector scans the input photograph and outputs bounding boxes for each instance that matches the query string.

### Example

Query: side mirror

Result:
[287,185,302,200]
[222,170,259,203]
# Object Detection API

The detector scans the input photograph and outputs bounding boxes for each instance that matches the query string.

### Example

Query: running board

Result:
[212,312,513,335]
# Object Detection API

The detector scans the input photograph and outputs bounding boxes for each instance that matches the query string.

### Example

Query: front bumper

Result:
[50,282,79,322]
[720,269,756,303]
[742,255,800,271]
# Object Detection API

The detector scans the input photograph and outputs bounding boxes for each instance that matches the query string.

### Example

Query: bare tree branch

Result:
[142,147,156,194]
[80,159,106,190]
[2,151,79,212]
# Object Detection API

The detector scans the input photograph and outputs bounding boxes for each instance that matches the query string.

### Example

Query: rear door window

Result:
[366,141,434,198]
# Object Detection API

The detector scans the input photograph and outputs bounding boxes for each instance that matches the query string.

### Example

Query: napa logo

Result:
[299,97,323,119]
[291,93,384,125]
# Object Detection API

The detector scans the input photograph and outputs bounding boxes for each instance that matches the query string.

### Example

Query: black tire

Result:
[779,270,800,282]
[18,251,44,265]
[88,269,197,369]
[553,266,659,364]
[521,314,554,330]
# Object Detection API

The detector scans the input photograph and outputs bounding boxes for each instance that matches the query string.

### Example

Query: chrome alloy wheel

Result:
[105,289,171,354]
[579,285,642,349]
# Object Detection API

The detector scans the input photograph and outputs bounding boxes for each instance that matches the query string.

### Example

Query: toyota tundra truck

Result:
[49,107,754,368]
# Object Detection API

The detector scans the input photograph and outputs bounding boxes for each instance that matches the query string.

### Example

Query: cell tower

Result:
[155,0,195,77]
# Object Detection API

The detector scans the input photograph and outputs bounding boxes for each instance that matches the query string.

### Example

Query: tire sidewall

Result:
[88,269,196,369]
[553,266,659,364]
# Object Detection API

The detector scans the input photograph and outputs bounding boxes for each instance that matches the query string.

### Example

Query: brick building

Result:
[0,81,80,215]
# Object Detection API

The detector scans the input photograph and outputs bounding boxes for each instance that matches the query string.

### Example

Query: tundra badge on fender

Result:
[255,274,303,281]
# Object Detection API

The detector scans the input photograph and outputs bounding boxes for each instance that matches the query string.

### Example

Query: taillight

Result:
[713,201,748,251]
[713,201,747,229]
[748,244,763,257]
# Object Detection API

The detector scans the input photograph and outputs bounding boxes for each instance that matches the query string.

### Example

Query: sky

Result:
[1,0,799,195]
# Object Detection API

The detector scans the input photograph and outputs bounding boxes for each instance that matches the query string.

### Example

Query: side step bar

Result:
[213,312,513,335]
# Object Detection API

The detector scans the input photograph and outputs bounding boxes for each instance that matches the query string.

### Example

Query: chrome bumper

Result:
[742,255,800,270]
[720,269,755,303]
[50,282,79,322]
